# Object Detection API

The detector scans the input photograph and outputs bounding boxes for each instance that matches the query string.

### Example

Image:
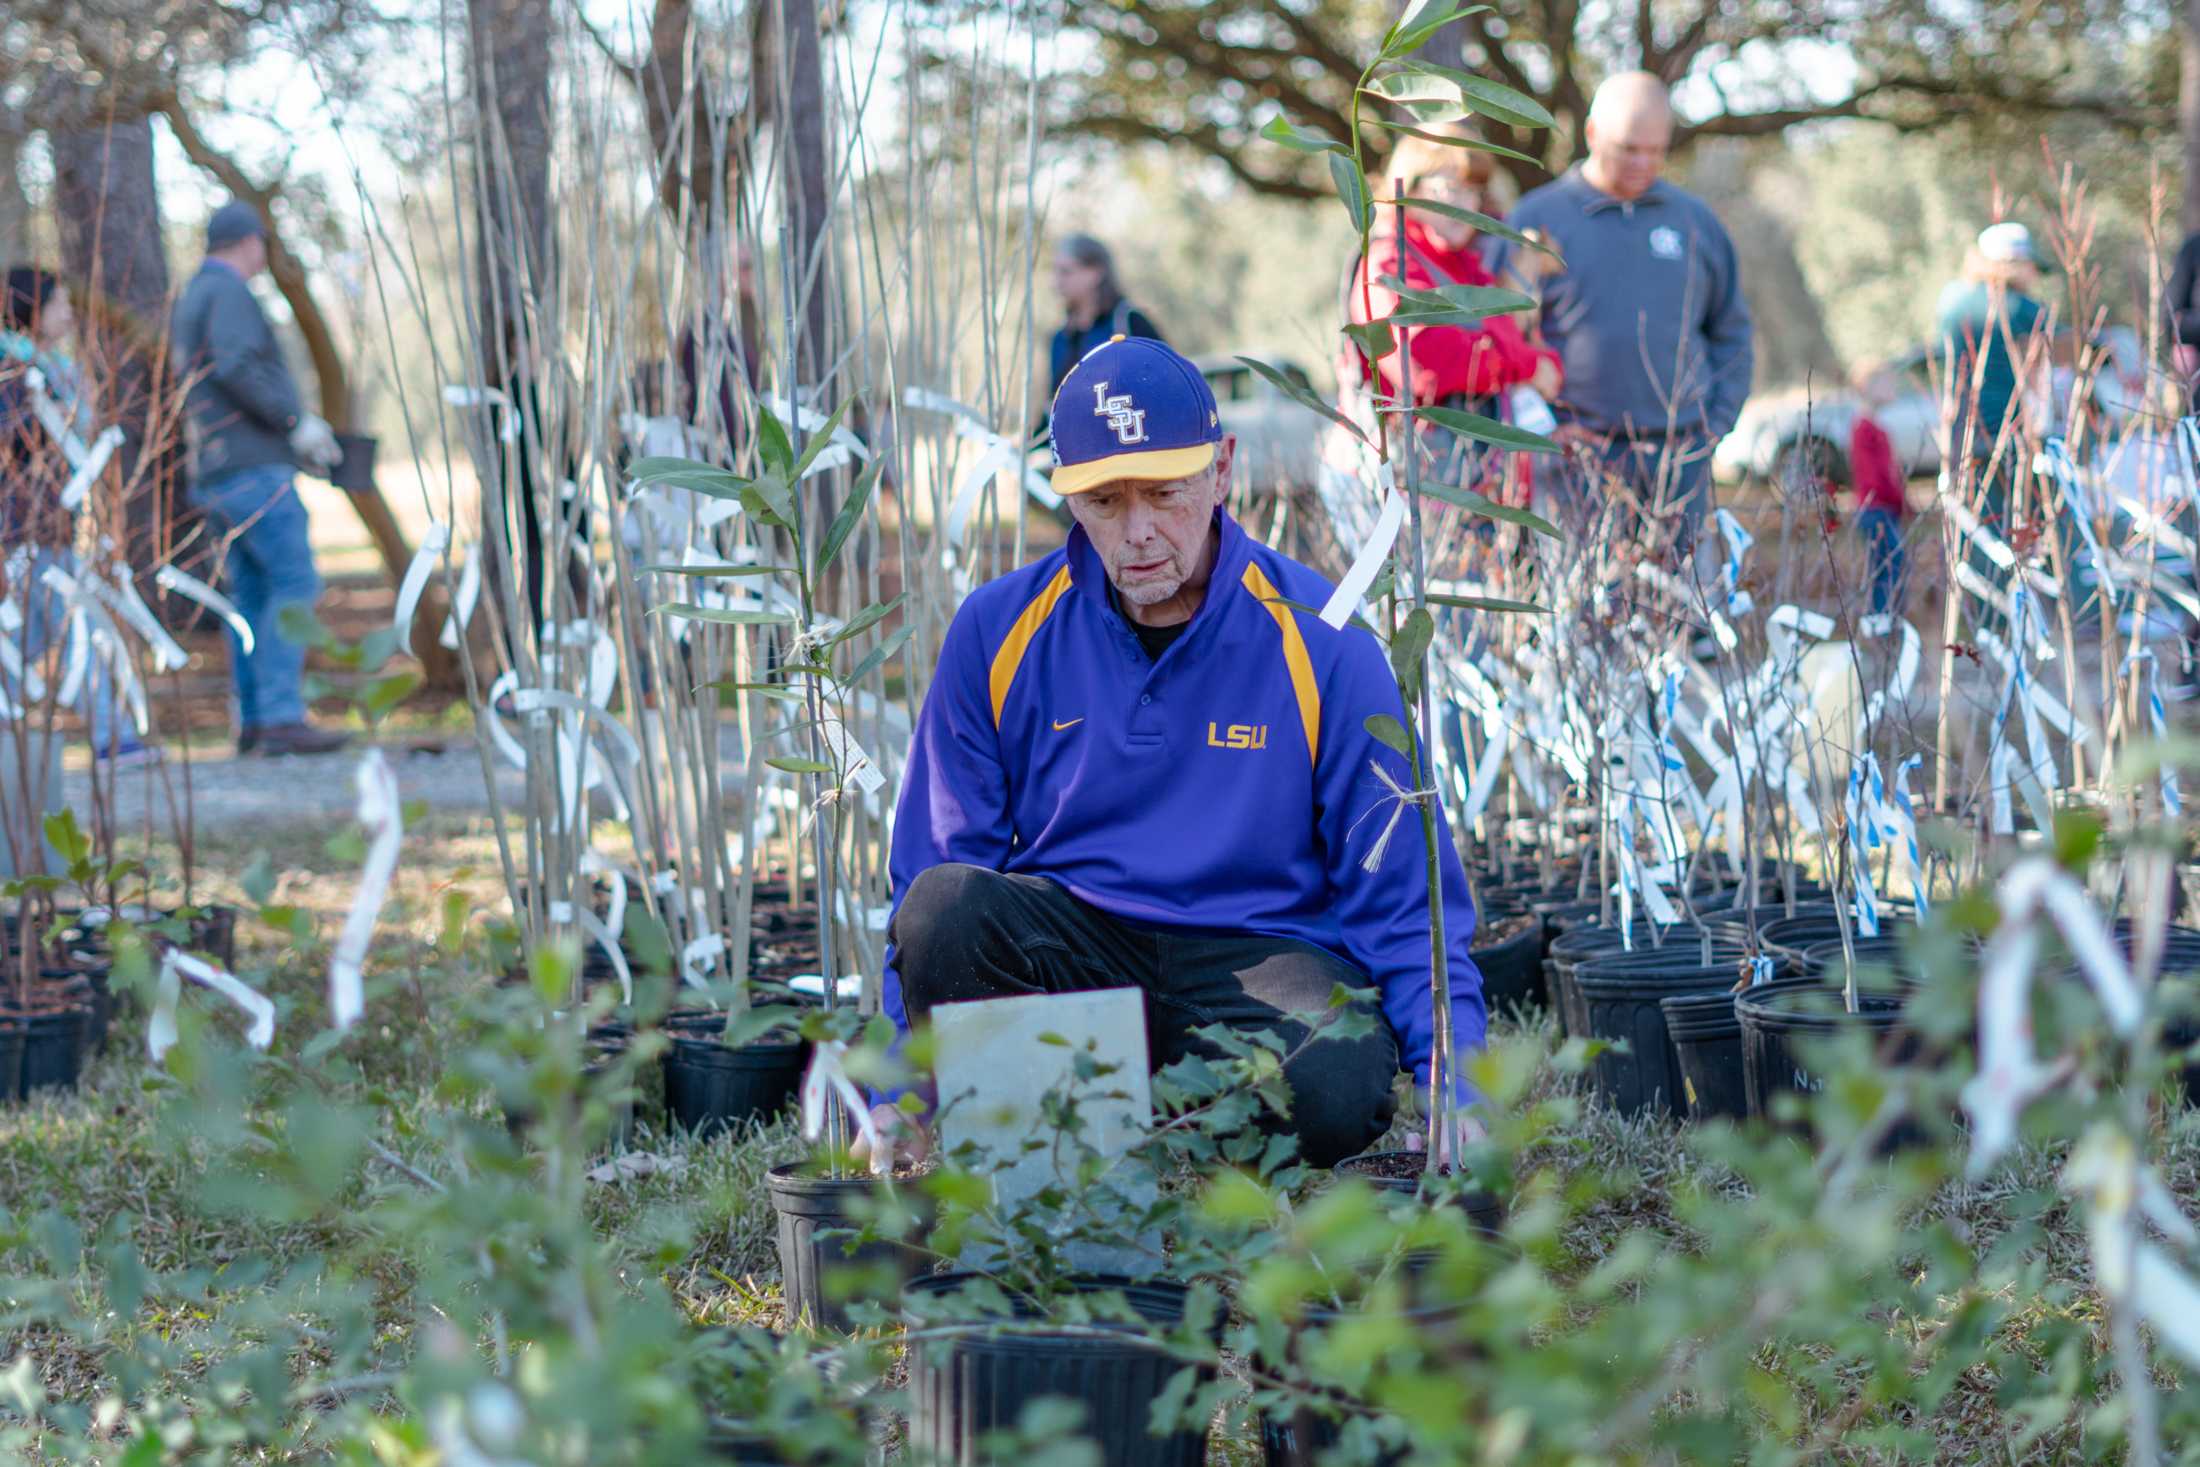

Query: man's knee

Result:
[1283,1025,1399,1168]
[892,864,1004,1008]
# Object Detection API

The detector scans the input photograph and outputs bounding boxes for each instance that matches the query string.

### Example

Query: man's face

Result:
[1585,109,1671,201]
[1068,439,1234,607]
[231,235,269,278]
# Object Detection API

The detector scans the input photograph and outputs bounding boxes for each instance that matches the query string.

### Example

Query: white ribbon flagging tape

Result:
[394,521,451,640]
[800,1039,887,1174]
[330,750,403,1032]
[439,544,482,650]
[148,949,276,1062]
[155,566,255,655]
[443,384,519,443]
[60,426,124,513]
[1320,481,1405,629]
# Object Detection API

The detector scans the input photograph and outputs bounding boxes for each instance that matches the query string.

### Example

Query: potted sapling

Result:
[632,400,892,1142]
[1256,7,1560,1218]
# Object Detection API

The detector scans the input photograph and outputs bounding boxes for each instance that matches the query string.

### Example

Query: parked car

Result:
[1713,347,1945,489]
[1197,354,1327,492]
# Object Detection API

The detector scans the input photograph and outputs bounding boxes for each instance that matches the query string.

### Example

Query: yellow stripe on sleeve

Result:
[1241,563,1320,765]
[987,564,1076,726]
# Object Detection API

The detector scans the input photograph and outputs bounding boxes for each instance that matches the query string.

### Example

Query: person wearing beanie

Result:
[856,336,1491,1174]
[171,199,349,757]
[0,265,157,767]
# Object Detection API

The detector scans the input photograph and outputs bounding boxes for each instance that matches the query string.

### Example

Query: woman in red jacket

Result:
[1346,128,1561,492]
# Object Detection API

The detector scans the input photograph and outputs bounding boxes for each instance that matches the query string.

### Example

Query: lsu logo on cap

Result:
[1091,381,1148,446]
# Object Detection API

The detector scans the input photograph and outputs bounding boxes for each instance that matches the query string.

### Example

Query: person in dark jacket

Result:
[1,267,152,767]
[171,200,348,757]
[1045,235,1164,410]
[1492,73,1754,554]
[2167,231,2200,397]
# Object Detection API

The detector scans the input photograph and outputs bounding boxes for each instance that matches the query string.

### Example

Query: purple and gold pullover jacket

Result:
[882,510,1485,1094]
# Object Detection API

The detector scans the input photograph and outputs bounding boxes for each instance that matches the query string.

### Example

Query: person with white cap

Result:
[1935,222,2051,516]
[171,199,350,757]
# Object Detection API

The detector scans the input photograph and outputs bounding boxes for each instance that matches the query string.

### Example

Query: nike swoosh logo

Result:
[1052,717,1084,731]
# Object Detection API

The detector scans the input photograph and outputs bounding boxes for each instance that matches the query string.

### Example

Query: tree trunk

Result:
[47,109,180,573]
[2184,0,2200,236]
[0,123,31,267]
[468,0,558,646]
[779,0,834,397]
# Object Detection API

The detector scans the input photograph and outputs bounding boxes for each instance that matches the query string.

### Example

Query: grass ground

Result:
[0,816,2179,1463]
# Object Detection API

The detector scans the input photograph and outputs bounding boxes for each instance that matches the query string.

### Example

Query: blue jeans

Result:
[12,547,121,752]
[1857,507,1905,615]
[189,465,320,729]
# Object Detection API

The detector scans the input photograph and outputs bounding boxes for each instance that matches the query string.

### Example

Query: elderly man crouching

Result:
[865,337,1487,1168]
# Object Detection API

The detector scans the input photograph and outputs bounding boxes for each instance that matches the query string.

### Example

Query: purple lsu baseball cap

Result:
[1048,336,1222,496]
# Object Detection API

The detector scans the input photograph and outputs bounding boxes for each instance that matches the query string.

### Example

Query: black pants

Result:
[892,864,1398,1167]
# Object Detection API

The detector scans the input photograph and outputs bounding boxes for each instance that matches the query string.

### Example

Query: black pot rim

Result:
[766,1160,927,1199]
[903,1270,1188,1344]
[1737,984,1907,1031]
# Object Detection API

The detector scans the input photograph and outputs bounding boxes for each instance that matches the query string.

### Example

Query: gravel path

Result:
[63,729,748,837]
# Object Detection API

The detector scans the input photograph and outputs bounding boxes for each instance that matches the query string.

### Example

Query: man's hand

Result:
[290,413,342,471]
[851,1101,931,1172]
[1528,358,1563,401]
[1405,1106,1490,1170]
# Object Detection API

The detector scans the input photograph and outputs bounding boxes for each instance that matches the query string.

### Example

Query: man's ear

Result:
[1210,434,1237,506]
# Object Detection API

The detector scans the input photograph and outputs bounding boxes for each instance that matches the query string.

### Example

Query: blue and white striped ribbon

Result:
[1714,507,1755,617]
[1889,754,1930,917]
[2041,437,2118,600]
[1843,760,1882,938]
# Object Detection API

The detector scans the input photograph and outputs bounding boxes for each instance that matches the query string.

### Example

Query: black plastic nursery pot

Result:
[0,1005,86,1101]
[1330,1151,1505,1236]
[1659,990,1749,1122]
[329,432,378,492]
[1257,1303,1462,1467]
[1736,980,1913,1123]
[903,1273,1209,1467]
[1544,921,1754,1045]
[1573,951,1770,1117]
[766,1164,931,1333]
[661,1022,806,1140]
[1470,913,1546,1016]
[700,1424,795,1465]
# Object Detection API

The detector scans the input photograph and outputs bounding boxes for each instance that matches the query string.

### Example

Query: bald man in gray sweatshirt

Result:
[1492,73,1753,557]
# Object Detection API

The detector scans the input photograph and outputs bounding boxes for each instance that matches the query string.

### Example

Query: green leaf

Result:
[1328,151,1372,234]
[639,562,791,577]
[1372,195,1550,254]
[1234,355,1367,444]
[1412,481,1560,538]
[1415,404,1558,454]
[846,623,916,688]
[827,593,906,649]
[627,457,753,501]
[651,603,795,626]
[789,399,853,483]
[767,756,834,775]
[42,809,87,868]
[1383,0,1485,58]
[362,669,421,721]
[1427,591,1547,614]
[745,474,797,532]
[1364,714,1412,757]
[1258,115,1346,155]
[1390,607,1435,682]
[815,457,886,580]
[1366,71,1474,126]
[1385,281,1540,322]
[1409,63,1555,130]
[1341,320,1395,362]
[755,407,795,477]
[1369,119,1547,170]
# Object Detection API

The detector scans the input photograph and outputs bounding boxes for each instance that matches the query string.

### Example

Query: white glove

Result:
[290,414,342,471]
